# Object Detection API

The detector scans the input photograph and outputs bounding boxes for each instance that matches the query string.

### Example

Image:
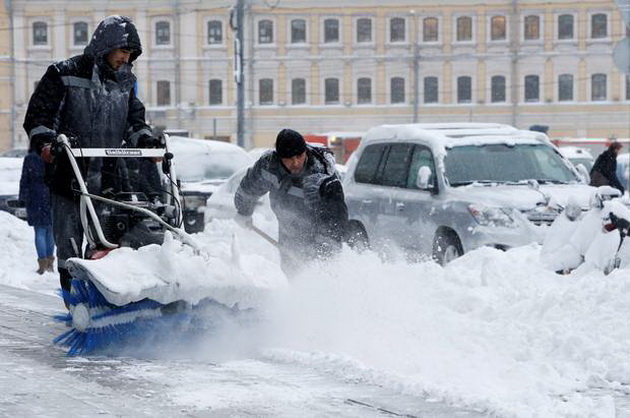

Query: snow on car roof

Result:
[167,136,249,155]
[363,123,547,150]
[558,146,594,160]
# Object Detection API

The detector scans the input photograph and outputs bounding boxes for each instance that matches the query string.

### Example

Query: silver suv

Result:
[343,123,595,264]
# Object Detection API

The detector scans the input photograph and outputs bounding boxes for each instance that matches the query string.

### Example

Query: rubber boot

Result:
[45,256,55,272]
[36,258,46,275]
[59,267,72,310]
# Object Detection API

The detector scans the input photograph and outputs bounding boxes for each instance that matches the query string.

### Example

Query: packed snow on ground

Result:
[1,210,630,417]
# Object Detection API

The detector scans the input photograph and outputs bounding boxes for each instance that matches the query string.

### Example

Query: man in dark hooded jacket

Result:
[234,128,348,276]
[23,15,161,294]
[590,142,624,194]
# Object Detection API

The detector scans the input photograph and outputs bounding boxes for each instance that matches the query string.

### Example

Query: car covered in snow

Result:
[167,136,253,233]
[342,123,595,264]
[0,155,27,221]
[617,152,630,194]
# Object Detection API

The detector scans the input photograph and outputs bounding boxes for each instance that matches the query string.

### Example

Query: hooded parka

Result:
[23,15,152,197]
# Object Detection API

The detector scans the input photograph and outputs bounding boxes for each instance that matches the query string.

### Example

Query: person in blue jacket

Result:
[19,147,55,274]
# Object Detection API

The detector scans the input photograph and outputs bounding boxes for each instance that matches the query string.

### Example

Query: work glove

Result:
[137,134,165,149]
[32,132,57,163]
[234,213,253,229]
[303,173,342,209]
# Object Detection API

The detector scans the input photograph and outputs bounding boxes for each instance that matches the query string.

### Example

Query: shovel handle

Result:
[249,224,278,247]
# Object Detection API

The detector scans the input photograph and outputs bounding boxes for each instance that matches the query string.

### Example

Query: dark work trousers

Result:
[51,193,83,292]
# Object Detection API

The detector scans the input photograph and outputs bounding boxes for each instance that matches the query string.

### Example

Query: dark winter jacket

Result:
[23,15,151,198]
[235,145,348,256]
[590,149,624,194]
[18,151,52,227]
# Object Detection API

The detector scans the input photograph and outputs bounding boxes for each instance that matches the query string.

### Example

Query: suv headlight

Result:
[468,204,516,228]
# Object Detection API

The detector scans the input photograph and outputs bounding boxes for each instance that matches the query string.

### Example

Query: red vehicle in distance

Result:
[303,131,363,164]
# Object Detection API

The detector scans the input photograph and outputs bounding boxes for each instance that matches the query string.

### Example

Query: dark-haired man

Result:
[23,15,161,295]
[234,128,348,276]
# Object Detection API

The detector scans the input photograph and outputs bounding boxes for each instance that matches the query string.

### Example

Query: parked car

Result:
[342,123,595,264]
[617,152,630,194]
[0,155,27,220]
[167,136,253,233]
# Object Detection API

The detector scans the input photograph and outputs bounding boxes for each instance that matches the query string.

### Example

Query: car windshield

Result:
[176,151,251,182]
[569,158,594,171]
[445,143,578,186]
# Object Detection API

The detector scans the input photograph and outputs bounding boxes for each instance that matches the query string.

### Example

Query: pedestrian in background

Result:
[590,142,624,194]
[19,147,55,274]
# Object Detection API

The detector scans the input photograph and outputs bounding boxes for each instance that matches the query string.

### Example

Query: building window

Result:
[325,78,339,104]
[209,79,222,105]
[591,14,607,39]
[156,21,170,45]
[259,79,273,105]
[626,75,630,101]
[157,81,171,106]
[457,76,471,103]
[207,20,223,44]
[591,73,607,101]
[291,19,306,43]
[524,15,540,40]
[423,17,438,42]
[524,75,539,102]
[456,16,472,41]
[357,18,372,43]
[491,76,506,102]
[291,78,306,105]
[258,20,273,44]
[324,18,339,43]
[33,21,47,45]
[490,16,506,41]
[358,78,372,104]
[390,77,405,104]
[390,17,405,42]
[558,14,574,40]
[558,74,573,101]
[73,22,88,45]
[424,77,438,103]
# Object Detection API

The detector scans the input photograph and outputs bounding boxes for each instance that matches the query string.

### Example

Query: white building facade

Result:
[2,0,629,150]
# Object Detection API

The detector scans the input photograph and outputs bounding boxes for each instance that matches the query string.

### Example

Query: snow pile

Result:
[2,210,630,416]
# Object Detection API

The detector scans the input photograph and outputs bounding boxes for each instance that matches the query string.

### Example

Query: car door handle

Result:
[396,202,405,211]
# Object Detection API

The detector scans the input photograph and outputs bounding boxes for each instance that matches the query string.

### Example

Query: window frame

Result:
[590,13,608,39]
[290,18,307,44]
[390,77,406,104]
[291,77,306,105]
[490,75,506,103]
[72,21,89,46]
[207,20,223,45]
[389,16,406,43]
[258,19,274,45]
[424,76,439,104]
[324,77,340,105]
[156,80,171,106]
[32,21,48,46]
[524,75,540,103]
[356,17,374,44]
[258,78,274,105]
[155,20,172,46]
[209,79,223,106]
[323,18,340,44]
[591,73,607,101]
[455,16,473,43]
[523,15,541,41]
[558,74,574,102]
[422,17,439,43]
[457,76,472,104]
[357,77,372,105]
[557,14,574,41]
[489,15,507,42]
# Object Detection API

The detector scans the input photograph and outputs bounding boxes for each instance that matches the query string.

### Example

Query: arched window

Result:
[258,20,273,44]
[524,15,540,40]
[524,75,539,102]
[591,14,607,39]
[558,14,574,40]
[357,18,372,43]
[324,19,339,43]
[424,77,438,103]
[259,79,273,105]
[457,76,471,103]
[73,22,88,45]
[291,78,306,105]
[357,78,372,104]
[456,17,472,41]
[423,17,438,42]
[325,78,339,104]
[390,17,405,42]
[491,76,506,102]
[490,16,506,41]
[291,19,306,43]
[591,74,607,101]
[558,74,573,101]
[390,77,405,104]
[209,79,222,105]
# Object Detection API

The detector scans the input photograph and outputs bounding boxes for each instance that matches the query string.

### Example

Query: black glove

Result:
[137,134,164,149]
[31,131,57,155]
[610,213,630,233]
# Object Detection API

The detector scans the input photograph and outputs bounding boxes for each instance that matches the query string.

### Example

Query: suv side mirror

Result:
[575,163,590,184]
[416,166,433,190]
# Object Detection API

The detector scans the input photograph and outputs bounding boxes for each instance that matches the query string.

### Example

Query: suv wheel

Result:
[432,231,463,265]
[345,221,369,252]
